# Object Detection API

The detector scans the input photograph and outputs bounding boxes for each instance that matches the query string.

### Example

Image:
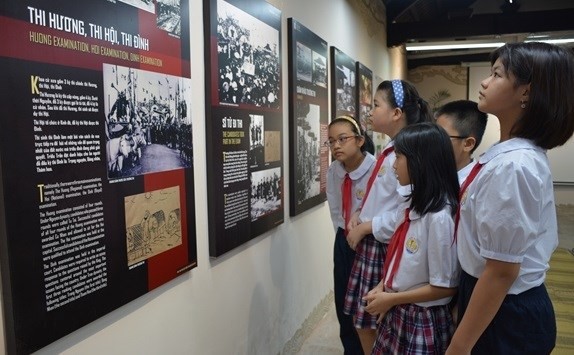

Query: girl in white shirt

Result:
[364,122,460,354]
[343,80,433,354]
[447,42,574,354]
[326,115,375,354]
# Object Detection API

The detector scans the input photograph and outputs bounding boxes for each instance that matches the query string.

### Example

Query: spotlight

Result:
[501,0,520,13]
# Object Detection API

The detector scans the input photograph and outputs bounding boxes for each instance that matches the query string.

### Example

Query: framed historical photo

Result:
[330,46,357,119]
[203,0,284,257]
[356,62,373,141]
[0,1,197,353]
[287,19,329,216]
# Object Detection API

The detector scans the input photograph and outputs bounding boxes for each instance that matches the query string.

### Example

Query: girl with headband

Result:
[343,79,432,353]
[326,115,375,354]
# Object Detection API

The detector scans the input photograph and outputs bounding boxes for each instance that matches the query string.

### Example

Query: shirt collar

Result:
[335,153,376,179]
[478,138,543,165]
[407,208,421,221]
[406,203,453,221]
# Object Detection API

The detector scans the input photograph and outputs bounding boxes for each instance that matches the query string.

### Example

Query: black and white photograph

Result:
[103,64,193,179]
[118,0,155,13]
[216,0,281,108]
[205,0,283,257]
[296,42,312,83]
[312,51,327,88]
[250,167,282,221]
[295,102,321,204]
[357,62,373,138]
[156,0,182,37]
[331,47,356,118]
[288,18,329,216]
[249,113,264,166]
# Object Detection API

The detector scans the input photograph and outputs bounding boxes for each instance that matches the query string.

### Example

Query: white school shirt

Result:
[326,153,376,231]
[383,207,459,307]
[457,138,558,294]
[458,159,476,185]
[359,142,402,241]
[371,158,474,247]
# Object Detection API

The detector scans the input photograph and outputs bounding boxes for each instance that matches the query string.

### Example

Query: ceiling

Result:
[381,0,574,68]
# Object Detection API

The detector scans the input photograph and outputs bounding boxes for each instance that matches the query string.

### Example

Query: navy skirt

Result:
[457,271,556,354]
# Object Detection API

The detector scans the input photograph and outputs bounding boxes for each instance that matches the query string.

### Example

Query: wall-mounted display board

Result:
[330,47,357,119]
[203,0,283,257]
[287,19,329,216]
[0,1,197,353]
[356,62,373,140]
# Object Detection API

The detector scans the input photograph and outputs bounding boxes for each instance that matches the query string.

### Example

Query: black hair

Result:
[393,122,459,216]
[435,100,488,154]
[376,80,433,125]
[490,42,574,149]
[328,115,375,154]
[363,133,375,155]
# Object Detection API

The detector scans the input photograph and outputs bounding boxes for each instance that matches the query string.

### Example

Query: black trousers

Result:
[334,228,364,355]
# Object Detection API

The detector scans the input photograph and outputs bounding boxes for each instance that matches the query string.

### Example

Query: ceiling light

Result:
[405,41,505,51]
[526,34,550,39]
[525,38,574,45]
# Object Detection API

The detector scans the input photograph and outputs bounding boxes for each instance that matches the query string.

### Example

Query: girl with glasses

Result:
[326,115,375,354]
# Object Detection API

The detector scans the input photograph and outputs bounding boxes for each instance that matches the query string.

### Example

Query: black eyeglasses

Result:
[324,135,359,147]
[449,135,469,140]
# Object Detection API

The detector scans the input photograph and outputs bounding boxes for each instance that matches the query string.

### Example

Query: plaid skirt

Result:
[372,303,454,355]
[343,234,387,329]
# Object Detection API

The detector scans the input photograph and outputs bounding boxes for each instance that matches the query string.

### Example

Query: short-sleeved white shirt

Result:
[359,142,402,240]
[384,207,459,307]
[457,138,558,294]
[458,159,476,185]
[327,153,376,231]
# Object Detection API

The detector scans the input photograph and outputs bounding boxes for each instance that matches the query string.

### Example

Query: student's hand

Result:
[363,292,395,323]
[347,210,361,230]
[366,283,384,300]
[346,223,366,250]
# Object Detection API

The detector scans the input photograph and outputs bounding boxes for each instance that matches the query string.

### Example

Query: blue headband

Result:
[391,79,404,108]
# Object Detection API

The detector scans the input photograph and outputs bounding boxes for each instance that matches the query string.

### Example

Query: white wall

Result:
[408,65,468,111]
[0,1,394,354]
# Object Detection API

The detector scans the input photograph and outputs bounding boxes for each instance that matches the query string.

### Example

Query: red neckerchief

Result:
[342,173,352,235]
[383,208,411,289]
[361,146,394,209]
[453,162,484,243]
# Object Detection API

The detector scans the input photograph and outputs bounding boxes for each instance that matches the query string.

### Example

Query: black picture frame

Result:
[330,47,357,119]
[203,0,284,257]
[356,62,373,140]
[0,1,196,353]
[287,18,329,216]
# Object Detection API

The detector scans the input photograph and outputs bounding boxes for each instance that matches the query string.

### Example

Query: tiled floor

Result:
[296,303,343,354]
[557,204,574,250]
[296,205,574,355]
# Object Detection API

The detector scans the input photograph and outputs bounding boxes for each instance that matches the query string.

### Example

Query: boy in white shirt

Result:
[435,100,487,184]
